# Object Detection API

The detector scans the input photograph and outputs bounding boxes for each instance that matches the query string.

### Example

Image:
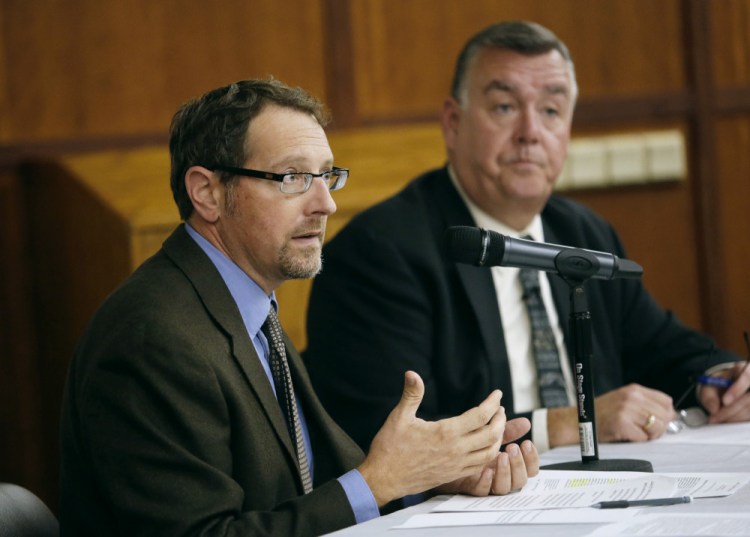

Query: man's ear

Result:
[185,166,222,223]
[440,97,462,149]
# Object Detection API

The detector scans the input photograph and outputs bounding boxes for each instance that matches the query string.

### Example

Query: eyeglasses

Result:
[667,407,709,433]
[208,164,349,194]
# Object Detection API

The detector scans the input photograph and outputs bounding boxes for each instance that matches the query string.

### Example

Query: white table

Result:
[325,421,750,536]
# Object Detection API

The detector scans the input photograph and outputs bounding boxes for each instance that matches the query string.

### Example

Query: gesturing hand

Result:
[357,371,507,506]
[436,421,539,497]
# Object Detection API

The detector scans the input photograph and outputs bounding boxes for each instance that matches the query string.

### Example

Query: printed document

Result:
[432,470,676,511]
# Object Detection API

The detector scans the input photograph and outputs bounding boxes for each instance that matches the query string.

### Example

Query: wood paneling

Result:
[23,149,180,358]
[21,156,141,510]
[20,148,181,509]
[709,0,750,88]
[0,0,327,142]
[348,0,685,123]
[569,180,702,331]
[0,169,45,497]
[714,118,750,355]
[0,7,8,141]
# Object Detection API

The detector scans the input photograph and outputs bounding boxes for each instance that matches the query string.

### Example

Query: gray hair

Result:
[450,21,578,105]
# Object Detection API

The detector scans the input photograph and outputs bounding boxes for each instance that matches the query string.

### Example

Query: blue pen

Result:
[697,375,733,389]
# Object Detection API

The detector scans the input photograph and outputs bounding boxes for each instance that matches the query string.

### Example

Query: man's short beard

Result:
[224,183,324,280]
[278,244,322,280]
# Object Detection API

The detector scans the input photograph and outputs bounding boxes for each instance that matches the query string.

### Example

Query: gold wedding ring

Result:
[643,413,657,431]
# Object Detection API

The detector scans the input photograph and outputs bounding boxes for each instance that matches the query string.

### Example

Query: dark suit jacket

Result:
[60,225,365,537]
[305,167,735,451]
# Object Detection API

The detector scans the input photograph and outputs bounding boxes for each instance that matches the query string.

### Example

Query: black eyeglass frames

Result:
[208,164,349,194]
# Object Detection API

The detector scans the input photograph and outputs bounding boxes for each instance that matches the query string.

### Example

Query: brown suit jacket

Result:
[60,225,365,536]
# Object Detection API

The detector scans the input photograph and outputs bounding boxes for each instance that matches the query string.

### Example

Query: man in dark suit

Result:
[59,79,539,536]
[305,21,750,457]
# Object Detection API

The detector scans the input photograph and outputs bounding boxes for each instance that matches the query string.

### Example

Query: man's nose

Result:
[515,108,541,144]
[306,176,337,215]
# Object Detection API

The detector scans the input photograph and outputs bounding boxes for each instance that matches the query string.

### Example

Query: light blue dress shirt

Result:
[185,224,379,523]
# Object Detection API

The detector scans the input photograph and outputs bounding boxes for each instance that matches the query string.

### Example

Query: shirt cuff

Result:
[337,469,380,524]
[531,408,550,453]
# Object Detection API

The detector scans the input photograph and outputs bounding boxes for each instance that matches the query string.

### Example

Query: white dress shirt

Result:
[448,169,575,452]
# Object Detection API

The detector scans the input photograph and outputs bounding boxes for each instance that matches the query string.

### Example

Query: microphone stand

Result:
[542,249,653,472]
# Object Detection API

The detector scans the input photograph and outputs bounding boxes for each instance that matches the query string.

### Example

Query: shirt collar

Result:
[185,223,275,337]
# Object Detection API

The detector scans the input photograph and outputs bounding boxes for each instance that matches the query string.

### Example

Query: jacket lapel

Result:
[162,226,298,464]
[431,170,514,409]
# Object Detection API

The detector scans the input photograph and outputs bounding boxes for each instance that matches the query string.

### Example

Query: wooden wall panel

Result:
[714,118,750,354]
[709,0,750,88]
[0,7,8,141]
[0,169,45,497]
[21,159,137,509]
[20,148,183,509]
[569,181,702,331]
[349,0,685,123]
[0,0,327,142]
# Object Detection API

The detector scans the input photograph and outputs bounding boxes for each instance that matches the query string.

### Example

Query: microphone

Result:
[444,226,642,280]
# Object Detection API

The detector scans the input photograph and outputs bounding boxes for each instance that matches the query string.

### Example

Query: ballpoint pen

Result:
[591,496,692,509]
[696,374,733,389]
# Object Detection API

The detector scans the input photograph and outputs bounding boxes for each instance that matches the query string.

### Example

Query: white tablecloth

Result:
[325,421,750,536]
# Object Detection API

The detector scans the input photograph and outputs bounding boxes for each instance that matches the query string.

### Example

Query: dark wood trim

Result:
[332,91,698,129]
[716,87,750,115]
[573,92,695,127]
[684,0,725,336]
[3,81,749,186]
[0,171,46,500]
[0,91,711,172]
[0,133,168,168]
[321,0,359,128]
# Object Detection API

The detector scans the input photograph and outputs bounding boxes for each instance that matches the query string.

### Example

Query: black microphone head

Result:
[444,226,482,265]
[444,226,506,266]
[617,258,644,279]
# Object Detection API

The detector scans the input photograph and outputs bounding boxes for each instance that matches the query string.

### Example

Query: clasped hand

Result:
[358,371,539,507]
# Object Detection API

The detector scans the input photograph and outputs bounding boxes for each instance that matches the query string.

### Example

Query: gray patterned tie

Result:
[262,306,313,493]
[518,239,569,408]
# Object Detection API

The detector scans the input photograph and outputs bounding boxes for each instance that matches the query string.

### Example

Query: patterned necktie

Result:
[518,237,569,408]
[262,306,313,493]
